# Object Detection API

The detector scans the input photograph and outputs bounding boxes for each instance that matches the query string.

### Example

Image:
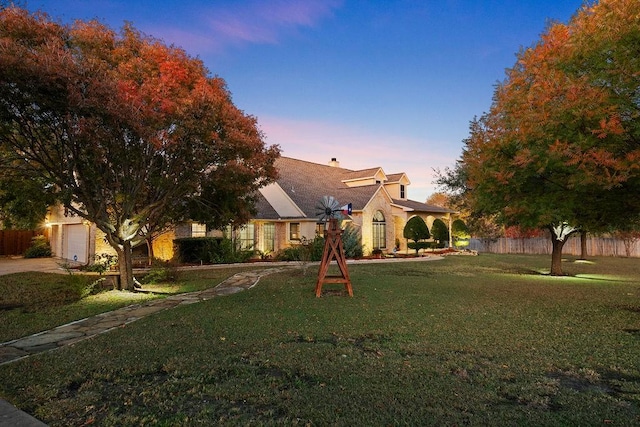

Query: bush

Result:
[431,219,449,246]
[342,224,363,258]
[452,219,471,248]
[23,235,51,258]
[275,237,324,262]
[173,237,254,264]
[275,225,363,262]
[140,259,180,284]
[81,253,118,274]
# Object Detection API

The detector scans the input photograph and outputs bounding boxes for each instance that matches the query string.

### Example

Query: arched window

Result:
[372,210,386,249]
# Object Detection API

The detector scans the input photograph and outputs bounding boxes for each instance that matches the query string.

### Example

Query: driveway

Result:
[0,257,79,276]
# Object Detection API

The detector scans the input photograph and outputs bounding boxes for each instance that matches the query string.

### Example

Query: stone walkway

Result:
[0,266,292,366]
[0,266,297,426]
[0,256,443,425]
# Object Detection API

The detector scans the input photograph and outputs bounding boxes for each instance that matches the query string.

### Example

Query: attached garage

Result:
[63,224,89,264]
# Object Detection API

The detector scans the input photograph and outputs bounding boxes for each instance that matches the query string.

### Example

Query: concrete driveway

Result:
[0,257,78,276]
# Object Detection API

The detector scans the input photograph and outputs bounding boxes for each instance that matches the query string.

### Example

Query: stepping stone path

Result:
[0,266,293,366]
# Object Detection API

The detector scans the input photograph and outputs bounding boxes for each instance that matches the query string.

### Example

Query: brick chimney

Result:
[328,158,340,167]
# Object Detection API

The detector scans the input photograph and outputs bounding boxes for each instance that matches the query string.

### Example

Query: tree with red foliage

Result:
[0,7,279,289]
[439,0,640,275]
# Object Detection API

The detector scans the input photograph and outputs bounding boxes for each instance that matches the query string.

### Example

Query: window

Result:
[372,210,386,249]
[316,222,326,236]
[400,184,406,199]
[290,223,300,241]
[239,224,255,250]
[263,223,275,252]
[191,223,206,237]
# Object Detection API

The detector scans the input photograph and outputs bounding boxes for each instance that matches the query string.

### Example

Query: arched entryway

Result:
[372,210,386,250]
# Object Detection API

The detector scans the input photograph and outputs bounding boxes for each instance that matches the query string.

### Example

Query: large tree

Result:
[439,0,640,275]
[0,7,279,289]
[0,147,55,229]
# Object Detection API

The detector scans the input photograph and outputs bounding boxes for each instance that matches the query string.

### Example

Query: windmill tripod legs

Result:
[315,218,353,297]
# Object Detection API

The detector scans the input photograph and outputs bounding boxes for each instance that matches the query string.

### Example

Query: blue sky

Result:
[27,0,585,202]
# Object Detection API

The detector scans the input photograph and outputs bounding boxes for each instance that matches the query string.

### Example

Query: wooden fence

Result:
[0,230,38,256]
[468,235,640,258]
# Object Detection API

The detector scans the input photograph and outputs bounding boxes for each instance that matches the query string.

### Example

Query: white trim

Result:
[258,182,306,218]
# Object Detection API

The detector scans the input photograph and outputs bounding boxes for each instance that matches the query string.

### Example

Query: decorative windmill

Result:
[314,196,353,297]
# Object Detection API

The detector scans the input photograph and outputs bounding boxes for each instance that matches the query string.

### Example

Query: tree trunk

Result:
[115,241,135,290]
[550,237,566,276]
[146,235,155,266]
[579,231,588,260]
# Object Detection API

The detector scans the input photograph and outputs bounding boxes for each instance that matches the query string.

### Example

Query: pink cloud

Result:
[139,1,342,54]
[258,116,455,202]
[207,0,343,47]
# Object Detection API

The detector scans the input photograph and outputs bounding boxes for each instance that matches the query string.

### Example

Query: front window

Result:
[372,210,386,249]
[263,223,275,252]
[400,184,406,199]
[316,222,326,236]
[191,223,206,237]
[239,224,255,250]
[290,223,300,241]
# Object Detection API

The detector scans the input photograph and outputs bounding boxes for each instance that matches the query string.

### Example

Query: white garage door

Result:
[64,224,88,263]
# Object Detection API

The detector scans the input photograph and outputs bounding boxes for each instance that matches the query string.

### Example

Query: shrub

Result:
[452,219,471,248]
[403,216,430,254]
[140,259,180,284]
[82,253,118,274]
[431,219,449,246]
[173,237,254,264]
[275,237,324,262]
[342,224,363,258]
[23,235,51,258]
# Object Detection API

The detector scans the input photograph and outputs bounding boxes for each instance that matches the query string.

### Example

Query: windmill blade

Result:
[324,195,340,211]
[315,195,341,221]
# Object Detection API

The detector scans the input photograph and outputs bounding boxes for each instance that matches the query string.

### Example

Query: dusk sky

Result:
[27,0,585,202]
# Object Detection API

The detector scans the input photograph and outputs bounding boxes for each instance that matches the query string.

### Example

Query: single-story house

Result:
[46,156,455,263]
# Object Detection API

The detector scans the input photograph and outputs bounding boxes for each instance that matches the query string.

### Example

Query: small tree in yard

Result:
[430,219,449,248]
[0,7,279,289]
[451,219,470,248]
[403,216,430,254]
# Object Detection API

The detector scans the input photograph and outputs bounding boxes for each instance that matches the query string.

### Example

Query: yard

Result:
[1,254,639,426]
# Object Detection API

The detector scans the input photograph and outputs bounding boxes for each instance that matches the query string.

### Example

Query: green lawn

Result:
[1,254,639,426]
[0,266,260,343]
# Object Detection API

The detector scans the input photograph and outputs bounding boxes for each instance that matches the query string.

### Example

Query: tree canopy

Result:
[451,219,470,248]
[430,218,449,247]
[438,0,640,275]
[403,215,430,254]
[0,7,279,288]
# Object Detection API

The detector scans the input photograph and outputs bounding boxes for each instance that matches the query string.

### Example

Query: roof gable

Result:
[341,167,387,186]
[385,172,411,185]
[255,157,441,220]
[258,182,306,218]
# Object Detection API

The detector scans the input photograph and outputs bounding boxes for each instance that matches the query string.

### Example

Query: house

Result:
[46,156,455,263]
[244,157,454,256]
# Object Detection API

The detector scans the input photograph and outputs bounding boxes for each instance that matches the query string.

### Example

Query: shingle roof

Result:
[253,192,281,219]
[255,157,454,220]
[392,198,456,214]
[385,173,406,182]
[342,167,383,181]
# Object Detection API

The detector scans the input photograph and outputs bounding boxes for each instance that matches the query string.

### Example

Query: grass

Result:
[0,266,260,343]
[1,254,639,426]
